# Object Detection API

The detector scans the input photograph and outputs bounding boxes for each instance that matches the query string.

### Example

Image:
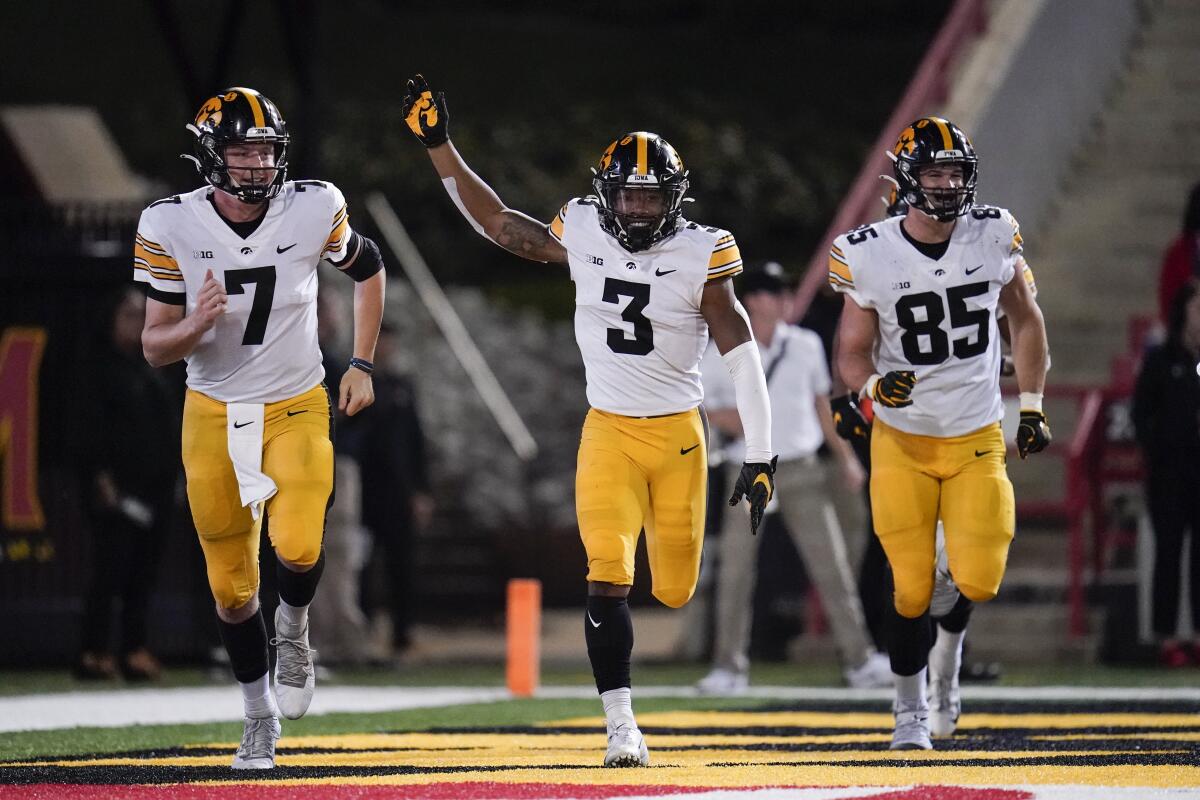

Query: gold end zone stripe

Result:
[134,262,184,282]
[134,241,180,273]
[230,86,266,128]
[709,241,742,270]
[707,263,743,282]
[636,133,648,175]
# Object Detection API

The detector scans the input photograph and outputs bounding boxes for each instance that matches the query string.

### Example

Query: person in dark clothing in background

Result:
[1133,279,1200,667]
[1157,182,1200,324]
[358,321,433,657]
[77,286,181,680]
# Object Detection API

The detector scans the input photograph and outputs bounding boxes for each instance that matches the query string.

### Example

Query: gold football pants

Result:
[576,408,707,608]
[870,418,1015,618]
[182,383,333,610]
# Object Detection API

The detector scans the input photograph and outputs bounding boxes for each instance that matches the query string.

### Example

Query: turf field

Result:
[2,664,1198,799]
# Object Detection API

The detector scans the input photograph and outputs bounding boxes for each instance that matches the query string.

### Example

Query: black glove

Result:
[831,393,869,441]
[401,74,449,148]
[728,455,778,536]
[870,370,917,408]
[1016,409,1051,459]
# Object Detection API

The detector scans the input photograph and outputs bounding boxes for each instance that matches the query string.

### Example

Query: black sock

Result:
[217,609,269,684]
[887,602,932,677]
[937,593,974,634]
[277,548,325,608]
[585,595,633,694]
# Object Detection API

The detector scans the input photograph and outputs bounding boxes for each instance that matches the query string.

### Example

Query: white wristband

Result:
[860,373,882,401]
[1019,392,1043,412]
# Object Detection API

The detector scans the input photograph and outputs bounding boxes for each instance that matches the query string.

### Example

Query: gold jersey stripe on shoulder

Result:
[134,242,180,272]
[549,209,565,241]
[709,240,742,270]
[828,271,855,290]
[830,243,845,258]
[715,233,735,246]
[706,263,743,282]
[829,248,849,267]
[329,203,348,231]
[134,263,184,281]
[828,254,853,285]
[324,217,350,250]
[135,233,168,254]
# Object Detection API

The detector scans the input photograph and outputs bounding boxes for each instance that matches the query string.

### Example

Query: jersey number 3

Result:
[225,266,276,346]
[603,278,654,356]
[895,282,989,365]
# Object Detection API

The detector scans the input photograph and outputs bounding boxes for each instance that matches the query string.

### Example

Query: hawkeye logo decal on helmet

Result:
[195,97,223,128]
[894,126,916,156]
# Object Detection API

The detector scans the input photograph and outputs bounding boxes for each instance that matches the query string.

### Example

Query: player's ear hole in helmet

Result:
[591,132,689,252]
[886,117,977,223]
[182,87,290,204]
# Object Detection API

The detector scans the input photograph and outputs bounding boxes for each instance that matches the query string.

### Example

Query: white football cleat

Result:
[695,667,749,696]
[890,702,933,751]
[844,651,894,689]
[231,715,281,769]
[604,725,650,767]
[929,669,962,737]
[271,607,317,720]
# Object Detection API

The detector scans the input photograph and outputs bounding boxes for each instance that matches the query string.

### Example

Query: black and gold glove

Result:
[1016,409,1051,459]
[728,456,778,536]
[831,393,869,441]
[870,370,917,408]
[401,74,449,148]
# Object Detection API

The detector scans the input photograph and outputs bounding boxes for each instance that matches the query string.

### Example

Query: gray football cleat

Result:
[271,607,317,720]
[890,702,933,751]
[231,715,281,769]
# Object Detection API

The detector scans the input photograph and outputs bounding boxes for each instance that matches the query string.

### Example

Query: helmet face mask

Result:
[184,88,289,204]
[592,132,688,252]
[890,117,978,223]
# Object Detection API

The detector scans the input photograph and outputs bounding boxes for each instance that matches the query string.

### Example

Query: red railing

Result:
[790,0,990,322]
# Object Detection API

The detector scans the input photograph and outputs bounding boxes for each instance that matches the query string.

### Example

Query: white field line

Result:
[2,684,1199,733]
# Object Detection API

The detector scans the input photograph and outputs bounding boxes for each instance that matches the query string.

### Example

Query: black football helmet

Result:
[592,132,689,252]
[888,116,977,222]
[183,87,289,203]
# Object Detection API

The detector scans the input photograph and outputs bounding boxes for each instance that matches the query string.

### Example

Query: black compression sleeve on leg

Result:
[277,548,326,608]
[887,602,932,677]
[585,595,633,694]
[217,609,270,684]
[936,593,974,634]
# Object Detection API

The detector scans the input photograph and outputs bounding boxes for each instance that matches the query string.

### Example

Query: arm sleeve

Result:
[707,232,743,283]
[132,210,185,301]
[721,340,772,463]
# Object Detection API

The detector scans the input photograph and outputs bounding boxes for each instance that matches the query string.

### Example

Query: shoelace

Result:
[238,717,276,760]
[270,628,317,687]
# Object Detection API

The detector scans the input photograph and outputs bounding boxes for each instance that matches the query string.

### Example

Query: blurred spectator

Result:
[696,263,888,694]
[1132,279,1200,667]
[357,321,434,658]
[1157,181,1200,323]
[76,286,180,681]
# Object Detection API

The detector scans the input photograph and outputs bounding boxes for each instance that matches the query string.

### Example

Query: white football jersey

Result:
[549,198,743,416]
[133,180,358,404]
[828,206,1024,437]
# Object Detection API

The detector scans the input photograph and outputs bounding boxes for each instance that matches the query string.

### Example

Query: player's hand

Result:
[831,393,869,441]
[191,269,227,333]
[1016,409,1051,459]
[870,370,916,408]
[401,74,449,148]
[340,366,375,416]
[728,456,778,536]
[999,355,1016,377]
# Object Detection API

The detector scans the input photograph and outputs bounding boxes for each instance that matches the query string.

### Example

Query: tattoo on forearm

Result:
[496,215,558,261]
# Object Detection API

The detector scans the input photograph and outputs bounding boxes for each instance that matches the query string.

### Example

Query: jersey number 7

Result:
[225,266,276,346]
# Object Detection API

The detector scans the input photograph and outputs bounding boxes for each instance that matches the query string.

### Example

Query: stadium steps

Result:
[1033,0,1200,385]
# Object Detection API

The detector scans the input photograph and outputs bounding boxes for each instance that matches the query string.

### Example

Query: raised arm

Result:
[402,75,567,265]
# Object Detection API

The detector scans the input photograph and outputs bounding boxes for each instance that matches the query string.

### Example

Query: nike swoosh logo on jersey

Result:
[587,611,602,628]
[965,264,984,275]
[286,410,308,417]
[974,449,990,457]
[233,421,253,429]
[680,443,700,455]
[655,268,677,277]
[277,243,298,253]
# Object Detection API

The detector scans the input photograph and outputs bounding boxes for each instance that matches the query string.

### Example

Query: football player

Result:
[135,88,386,768]
[829,117,1050,749]
[401,75,775,768]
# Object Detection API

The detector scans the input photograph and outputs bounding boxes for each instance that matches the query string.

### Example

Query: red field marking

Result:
[0,783,1035,800]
